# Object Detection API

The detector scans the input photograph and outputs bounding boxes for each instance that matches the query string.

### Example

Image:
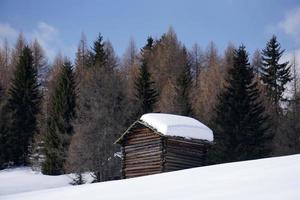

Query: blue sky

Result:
[1,0,300,62]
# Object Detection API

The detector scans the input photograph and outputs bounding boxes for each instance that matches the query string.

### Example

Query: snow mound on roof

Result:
[140,113,213,141]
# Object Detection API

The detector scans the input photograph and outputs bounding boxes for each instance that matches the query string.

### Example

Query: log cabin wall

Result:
[122,124,163,178]
[162,137,210,172]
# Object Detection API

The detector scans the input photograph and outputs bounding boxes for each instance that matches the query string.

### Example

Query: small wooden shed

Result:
[115,113,214,179]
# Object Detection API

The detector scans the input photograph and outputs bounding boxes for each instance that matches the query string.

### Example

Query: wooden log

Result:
[164,162,197,169]
[166,147,205,157]
[165,152,203,161]
[125,145,161,153]
[127,137,160,144]
[165,156,202,165]
[126,139,161,145]
[165,159,202,167]
[124,165,162,171]
[125,170,161,178]
[125,161,162,168]
[125,140,162,149]
[125,157,162,165]
[167,137,211,146]
[125,168,162,174]
[125,148,162,155]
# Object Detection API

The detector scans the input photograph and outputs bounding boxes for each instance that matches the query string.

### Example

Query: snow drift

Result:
[1,154,300,200]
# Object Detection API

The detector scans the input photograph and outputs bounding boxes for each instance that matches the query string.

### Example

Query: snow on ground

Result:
[2,154,300,200]
[0,167,72,195]
[140,113,214,141]
[0,167,93,196]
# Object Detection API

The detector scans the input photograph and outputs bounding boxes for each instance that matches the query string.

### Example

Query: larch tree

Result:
[6,46,41,165]
[75,32,91,70]
[291,52,300,152]
[192,42,224,124]
[11,33,26,69]
[30,39,48,86]
[189,43,204,86]
[150,27,188,114]
[211,45,271,164]
[42,60,76,175]
[251,49,263,77]
[0,39,11,91]
[68,34,128,182]
[104,40,119,69]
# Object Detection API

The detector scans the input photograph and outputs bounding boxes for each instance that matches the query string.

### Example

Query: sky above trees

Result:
[0,0,300,62]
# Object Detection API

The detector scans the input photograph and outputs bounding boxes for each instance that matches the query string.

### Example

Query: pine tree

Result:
[0,83,9,168]
[42,60,76,175]
[6,46,41,165]
[261,35,292,114]
[90,33,107,69]
[176,47,193,116]
[211,46,271,164]
[134,37,158,117]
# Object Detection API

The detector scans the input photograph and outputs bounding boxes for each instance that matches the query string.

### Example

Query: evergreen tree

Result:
[134,37,158,117]
[0,83,9,168]
[42,60,76,175]
[90,33,107,69]
[261,35,292,114]
[176,47,193,116]
[211,46,271,164]
[6,46,41,165]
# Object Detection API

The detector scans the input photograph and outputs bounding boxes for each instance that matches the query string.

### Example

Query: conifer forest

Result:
[0,27,299,183]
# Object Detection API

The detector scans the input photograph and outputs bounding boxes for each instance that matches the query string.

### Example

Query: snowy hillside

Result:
[0,167,93,196]
[1,154,300,200]
[0,167,73,196]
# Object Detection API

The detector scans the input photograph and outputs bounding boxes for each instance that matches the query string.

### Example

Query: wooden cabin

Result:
[115,113,214,179]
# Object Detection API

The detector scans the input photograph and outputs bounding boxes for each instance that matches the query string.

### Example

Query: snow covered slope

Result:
[0,167,73,196]
[2,154,300,200]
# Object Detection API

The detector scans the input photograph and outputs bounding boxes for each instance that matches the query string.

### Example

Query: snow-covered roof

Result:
[140,113,213,142]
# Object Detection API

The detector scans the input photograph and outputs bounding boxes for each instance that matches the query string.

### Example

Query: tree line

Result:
[0,28,299,184]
